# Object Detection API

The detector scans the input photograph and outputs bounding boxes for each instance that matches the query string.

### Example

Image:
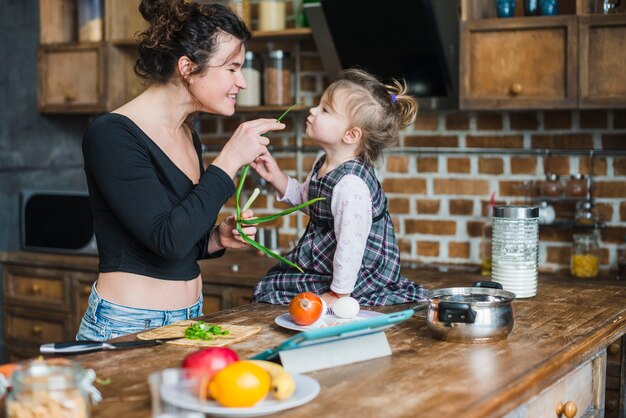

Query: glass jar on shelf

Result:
[258,0,286,31]
[566,173,588,198]
[570,233,601,279]
[264,49,293,106]
[78,0,103,42]
[541,173,564,198]
[238,51,261,107]
[575,200,600,226]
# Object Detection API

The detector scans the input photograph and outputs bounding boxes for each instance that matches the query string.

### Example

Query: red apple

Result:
[182,347,239,400]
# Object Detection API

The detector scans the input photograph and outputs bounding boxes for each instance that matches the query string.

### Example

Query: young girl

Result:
[251,68,426,307]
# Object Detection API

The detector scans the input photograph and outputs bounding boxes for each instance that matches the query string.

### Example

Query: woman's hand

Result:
[212,118,285,178]
[208,210,257,253]
[250,153,289,195]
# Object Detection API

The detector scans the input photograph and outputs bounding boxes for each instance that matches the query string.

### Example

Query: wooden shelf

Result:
[250,27,312,41]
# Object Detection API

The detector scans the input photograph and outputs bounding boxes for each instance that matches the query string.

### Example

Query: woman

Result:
[76,0,284,341]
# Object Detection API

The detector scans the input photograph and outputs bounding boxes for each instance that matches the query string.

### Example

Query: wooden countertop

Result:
[33,270,625,418]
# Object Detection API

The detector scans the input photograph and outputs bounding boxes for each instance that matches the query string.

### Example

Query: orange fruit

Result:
[208,361,270,407]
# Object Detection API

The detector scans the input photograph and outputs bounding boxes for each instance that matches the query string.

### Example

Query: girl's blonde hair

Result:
[325,68,418,165]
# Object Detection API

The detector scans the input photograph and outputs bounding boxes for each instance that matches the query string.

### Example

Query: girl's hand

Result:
[209,210,257,252]
[251,153,289,195]
[320,292,339,307]
[212,119,285,178]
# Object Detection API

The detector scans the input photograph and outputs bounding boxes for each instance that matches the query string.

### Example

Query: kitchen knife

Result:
[40,337,181,354]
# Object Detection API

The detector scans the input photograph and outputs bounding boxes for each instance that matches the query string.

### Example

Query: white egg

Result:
[332,297,360,319]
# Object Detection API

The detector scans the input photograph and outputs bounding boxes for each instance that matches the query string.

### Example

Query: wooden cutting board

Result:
[137,319,262,347]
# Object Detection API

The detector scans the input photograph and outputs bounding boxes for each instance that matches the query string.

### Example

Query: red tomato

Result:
[289,292,324,325]
[182,347,239,400]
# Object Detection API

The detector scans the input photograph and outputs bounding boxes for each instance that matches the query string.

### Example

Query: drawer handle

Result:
[509,83,523,96]
[230,264,240,272]
[82,285,92,296]
[64,93,77,103]
[32,325,43,336]
[30,284,41,294]
[556,400,577,418]
[608,342,620,355]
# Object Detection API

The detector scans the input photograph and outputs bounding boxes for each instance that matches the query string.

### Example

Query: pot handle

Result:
[473,281,503,290]
[438,302,477,324]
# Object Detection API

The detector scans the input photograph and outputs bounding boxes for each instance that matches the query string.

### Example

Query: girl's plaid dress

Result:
[252,156,426,306]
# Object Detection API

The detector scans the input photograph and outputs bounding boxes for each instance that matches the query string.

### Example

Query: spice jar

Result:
[78,0,103,42]
[238,51,261,107]
[264,50,293,106]
[228,0,250,26]
[566,173,587,198]
[258,0,286,31]
[575,200,600,226]
[5,359,100,418]
[570,233,600,279]
[541,173,564,198]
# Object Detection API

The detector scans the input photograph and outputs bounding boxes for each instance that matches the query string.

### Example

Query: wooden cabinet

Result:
[1,261,96,360]
[504,353,606,417]
[37,0,147,113]
[37,0,314,114]
[460,0,626,109]
[579,14,626,107]
[0,251,274,360]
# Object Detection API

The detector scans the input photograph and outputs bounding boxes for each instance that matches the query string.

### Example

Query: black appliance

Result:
[305,0,459,110]
[20,190,97,255]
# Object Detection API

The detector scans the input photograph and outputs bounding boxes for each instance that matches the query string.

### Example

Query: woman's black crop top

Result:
[82,113,235,281]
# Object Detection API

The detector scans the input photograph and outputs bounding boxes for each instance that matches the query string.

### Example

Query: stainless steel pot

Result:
[419,282,516,343]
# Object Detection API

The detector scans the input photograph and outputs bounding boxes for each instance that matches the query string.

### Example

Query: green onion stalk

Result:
[235,103,324,273]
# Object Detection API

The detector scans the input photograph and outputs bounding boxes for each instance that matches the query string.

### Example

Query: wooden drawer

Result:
[3,264,71,312]
[37,44,106,113]
[505,353,605,417]
[3,307,72,347]
[460,16,578,109]
[202,284,255,313]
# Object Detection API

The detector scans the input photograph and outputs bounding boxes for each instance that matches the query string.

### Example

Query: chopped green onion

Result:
[184,321,230,341]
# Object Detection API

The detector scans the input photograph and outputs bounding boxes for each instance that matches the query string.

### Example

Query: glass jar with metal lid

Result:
[264,50,293,106]
[566,173,588,198]
[4,358,101,418]
[238,51,261,107]
[541,173,564,198]
[491,205,539,298]
[570,233,600,279]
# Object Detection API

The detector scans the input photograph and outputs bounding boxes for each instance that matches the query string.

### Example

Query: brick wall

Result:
[200,43,626,274]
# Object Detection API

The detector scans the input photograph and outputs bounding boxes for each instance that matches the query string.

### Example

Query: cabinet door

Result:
[105,0,147,42]
[460,16,578,109]
[579,15,626,108]
[38,44,106,113]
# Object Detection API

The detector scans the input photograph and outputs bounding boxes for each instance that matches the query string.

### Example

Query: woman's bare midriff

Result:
[95,272,203,310]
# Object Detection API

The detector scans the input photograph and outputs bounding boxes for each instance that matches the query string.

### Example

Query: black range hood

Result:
[305,0,459,111]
